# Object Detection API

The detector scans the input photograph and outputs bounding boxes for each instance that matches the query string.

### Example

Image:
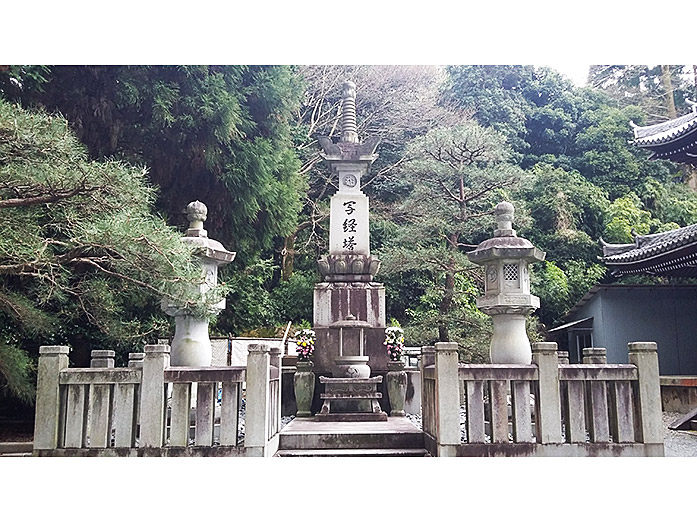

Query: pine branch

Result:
[0,184,102,209]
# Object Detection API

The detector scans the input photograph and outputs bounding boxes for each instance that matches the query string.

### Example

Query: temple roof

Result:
[630,104,697,164]
[600,223,697,276]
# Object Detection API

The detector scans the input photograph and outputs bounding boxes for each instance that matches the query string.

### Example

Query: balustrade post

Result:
[532,342,562,443]
[270,345,282,433]
[88,350,115,448]
[34,346,70,451]
[628,342,663,453]
[583,348,607,364]
[139,344,169,447]
[419,346,435,439]
[421,345,435,369]
[128,353,145,368]
[434,342,460,457]
[582,348,609,441]
[90,350,115,368]
[244,344,270,456]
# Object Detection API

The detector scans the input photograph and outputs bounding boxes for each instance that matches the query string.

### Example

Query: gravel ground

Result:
[406,409,697,456]
[662,411,697,457]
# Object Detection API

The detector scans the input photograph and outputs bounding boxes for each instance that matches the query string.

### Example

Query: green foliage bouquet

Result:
[384,327,405,361]
[295,328,316,362]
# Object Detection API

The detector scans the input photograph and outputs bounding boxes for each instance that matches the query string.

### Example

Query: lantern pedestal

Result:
[170,315,212,367]
[489,312,533,364]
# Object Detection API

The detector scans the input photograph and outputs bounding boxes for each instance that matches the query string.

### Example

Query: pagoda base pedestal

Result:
[315,376,387,422]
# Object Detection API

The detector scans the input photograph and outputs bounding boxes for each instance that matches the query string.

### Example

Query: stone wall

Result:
[661,376,697,413]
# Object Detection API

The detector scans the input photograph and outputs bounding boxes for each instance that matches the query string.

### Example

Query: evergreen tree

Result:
[0,99,218,400]
[378,121,523,349]
[2,65,307,337]
[7,65,305,262]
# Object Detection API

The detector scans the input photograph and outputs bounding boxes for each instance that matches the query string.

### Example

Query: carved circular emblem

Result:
[343,174,357,188]
[487,266,498,283]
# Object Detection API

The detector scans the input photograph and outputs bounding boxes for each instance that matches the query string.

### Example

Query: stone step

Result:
[314,412,388,422]
[320,392,382,399]
[279,430,424,450]
[278,417,425,451]
[0,442,33,456]
[275,448,430,457]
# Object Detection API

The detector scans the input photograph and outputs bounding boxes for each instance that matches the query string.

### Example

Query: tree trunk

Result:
[661,65,678,119]
[685,166,697,192]
[660,65,695,188]
[280,233,296,281]
[438,268,455,342]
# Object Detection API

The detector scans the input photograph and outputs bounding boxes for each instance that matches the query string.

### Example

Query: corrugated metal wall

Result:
[568,286,697,375]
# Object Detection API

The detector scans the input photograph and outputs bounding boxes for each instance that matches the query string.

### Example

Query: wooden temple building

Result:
[603,101,697,277]
[549,103,697,379]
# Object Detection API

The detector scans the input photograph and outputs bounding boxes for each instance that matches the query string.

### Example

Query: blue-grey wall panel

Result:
[671,288,697,375]
[567,286,697,374]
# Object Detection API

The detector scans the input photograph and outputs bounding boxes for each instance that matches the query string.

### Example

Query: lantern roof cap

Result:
[468,201,545,264]
[182,201,235,264]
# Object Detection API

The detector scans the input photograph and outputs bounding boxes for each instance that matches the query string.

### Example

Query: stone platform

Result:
[316,376,387,421]
[276,417,428,457]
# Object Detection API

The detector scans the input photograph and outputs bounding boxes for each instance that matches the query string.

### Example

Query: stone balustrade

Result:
[421,341,664,457]
[33,344,282,457]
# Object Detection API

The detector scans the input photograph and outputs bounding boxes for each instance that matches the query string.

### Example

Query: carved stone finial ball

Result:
[495,201,515,228]
[186,200,208,224]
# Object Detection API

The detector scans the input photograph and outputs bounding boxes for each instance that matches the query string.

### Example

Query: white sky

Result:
[4,3,693,70]
[542,64,591,87]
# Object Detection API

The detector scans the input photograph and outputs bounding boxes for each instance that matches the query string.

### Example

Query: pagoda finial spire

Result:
[340,81,359,143]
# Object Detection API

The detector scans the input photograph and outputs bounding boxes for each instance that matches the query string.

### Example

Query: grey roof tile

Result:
[602,223,697,263]
[633,110,697,146]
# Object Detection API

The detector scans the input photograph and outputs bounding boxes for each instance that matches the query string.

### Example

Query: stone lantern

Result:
[162,201,235,367]
[467,202,545,364]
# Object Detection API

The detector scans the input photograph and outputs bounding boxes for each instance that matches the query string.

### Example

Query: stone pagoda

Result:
[313,81,388,375]
[310,81,389,419]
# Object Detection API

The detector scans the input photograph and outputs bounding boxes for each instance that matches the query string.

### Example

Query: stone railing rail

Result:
[421,341,664,457]
[33,343,282,457]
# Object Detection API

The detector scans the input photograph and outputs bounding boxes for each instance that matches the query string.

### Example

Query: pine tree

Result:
[0,99,220,400]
